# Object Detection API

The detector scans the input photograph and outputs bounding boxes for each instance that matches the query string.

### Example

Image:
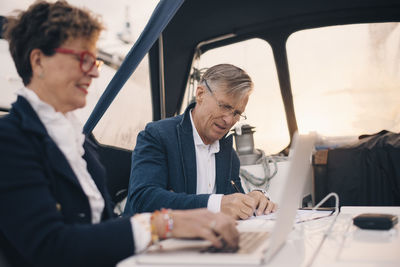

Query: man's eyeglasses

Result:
[204,80,247,121]
[54,48,103,74]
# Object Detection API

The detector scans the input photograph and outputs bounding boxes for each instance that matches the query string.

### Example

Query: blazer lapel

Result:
[15,96,81,188]
[83,138,114,218]
[177,104,197,194]
[43,138,81,187]
[215,135,233,194]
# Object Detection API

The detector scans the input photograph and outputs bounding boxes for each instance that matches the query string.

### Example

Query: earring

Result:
[38,72,44,79]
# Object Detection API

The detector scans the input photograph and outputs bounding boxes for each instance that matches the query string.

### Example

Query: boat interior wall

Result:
[89,134,132,206]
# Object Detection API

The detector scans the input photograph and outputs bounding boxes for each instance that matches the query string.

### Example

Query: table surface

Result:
[117,206,400,267]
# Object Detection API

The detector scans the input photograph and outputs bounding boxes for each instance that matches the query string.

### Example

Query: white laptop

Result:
[134,133,315,266]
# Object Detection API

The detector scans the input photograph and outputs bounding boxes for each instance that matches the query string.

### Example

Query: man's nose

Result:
[222,112,237,125]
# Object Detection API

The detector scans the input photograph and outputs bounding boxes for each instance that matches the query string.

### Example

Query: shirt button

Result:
[55,203,62,211]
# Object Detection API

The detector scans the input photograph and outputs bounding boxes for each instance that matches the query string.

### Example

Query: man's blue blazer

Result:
[124,102,244,215]
[0,97,134,267]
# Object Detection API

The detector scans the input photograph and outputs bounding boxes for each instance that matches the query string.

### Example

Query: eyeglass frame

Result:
[203,79,247,120]
[54,48,103,74]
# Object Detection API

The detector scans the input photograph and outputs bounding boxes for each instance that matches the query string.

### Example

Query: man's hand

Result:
[221,193,257,219]
[247,190,277,215]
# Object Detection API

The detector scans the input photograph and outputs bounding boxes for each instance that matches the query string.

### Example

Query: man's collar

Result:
[189,109,204,146]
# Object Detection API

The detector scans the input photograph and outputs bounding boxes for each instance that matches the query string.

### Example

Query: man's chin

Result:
[211,132,228,141]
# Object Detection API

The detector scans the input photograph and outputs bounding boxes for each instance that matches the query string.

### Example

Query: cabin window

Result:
[87,57,153,150]
[287,22,400,137]
[2,1,157,150]
[0,40,22,109]
[182,38,289,154]
[74,1,157,149]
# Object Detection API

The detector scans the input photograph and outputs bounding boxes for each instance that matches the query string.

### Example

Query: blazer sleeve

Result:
[0,125,134,267]
[124,123,209,215]
[230,148,245,194]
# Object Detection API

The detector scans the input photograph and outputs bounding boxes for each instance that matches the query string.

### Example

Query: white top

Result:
[18,87,150,253]
[18,87,105,224]
[189,110,223,213]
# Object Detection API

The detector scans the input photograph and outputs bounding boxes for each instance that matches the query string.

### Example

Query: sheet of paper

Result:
[248,209,334,223]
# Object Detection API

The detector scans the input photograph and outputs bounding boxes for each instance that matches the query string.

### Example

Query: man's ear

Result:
[30,48,44,77]
[195,85,206,104]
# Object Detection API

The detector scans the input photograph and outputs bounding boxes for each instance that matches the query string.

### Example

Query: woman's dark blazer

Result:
[0,96,134,267]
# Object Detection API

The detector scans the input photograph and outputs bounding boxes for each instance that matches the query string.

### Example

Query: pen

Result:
[231,180,257,217]
[230,180,241,192]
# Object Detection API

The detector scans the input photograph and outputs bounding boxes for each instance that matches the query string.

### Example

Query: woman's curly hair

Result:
[3,0,104,85]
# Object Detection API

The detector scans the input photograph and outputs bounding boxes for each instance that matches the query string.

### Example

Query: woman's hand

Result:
[159,208,239,249]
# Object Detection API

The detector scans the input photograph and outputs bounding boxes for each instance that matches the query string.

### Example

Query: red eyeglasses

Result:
[54,48,103,74]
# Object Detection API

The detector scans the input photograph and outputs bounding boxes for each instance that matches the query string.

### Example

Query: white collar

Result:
[17,87,105,224]
[17,87,85,157]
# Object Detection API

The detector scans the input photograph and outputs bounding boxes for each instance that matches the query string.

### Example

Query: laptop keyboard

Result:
[238,231,269,254]
[201,231,269,254]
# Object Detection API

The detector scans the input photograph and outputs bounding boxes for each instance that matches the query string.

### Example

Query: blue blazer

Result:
[0,97,134,267]
[124,102,244,215]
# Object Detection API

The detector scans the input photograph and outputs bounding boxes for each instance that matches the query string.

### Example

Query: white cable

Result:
[305,192,340,267]
[312,192,339,213]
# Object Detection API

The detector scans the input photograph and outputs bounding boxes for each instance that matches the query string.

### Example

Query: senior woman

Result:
[0,1,238,267]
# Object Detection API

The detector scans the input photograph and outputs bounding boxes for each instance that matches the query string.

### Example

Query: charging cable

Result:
[305,192,340,267]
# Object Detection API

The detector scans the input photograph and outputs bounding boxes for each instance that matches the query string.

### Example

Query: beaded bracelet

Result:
[150,210,160,244]
[161,208,173,239]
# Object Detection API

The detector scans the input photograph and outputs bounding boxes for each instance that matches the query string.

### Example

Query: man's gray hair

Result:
[200,64,253,96]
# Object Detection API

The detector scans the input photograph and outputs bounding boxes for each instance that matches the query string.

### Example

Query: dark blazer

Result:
[124,102,244,215]
[0,97,134,267]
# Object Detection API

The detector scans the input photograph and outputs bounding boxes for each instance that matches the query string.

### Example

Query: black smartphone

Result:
[353,213,398,230]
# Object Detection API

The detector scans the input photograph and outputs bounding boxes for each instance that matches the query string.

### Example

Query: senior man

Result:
[124,64,276,219]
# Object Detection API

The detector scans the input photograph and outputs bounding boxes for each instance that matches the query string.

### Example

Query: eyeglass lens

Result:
[81,52,97,73]
[205,80,246,120]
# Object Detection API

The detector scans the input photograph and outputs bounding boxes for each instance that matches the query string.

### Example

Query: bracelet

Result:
[150,210,160,244]
[161,208,173,239]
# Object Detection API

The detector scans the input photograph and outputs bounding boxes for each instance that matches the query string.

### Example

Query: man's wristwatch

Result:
[252,189,270,200]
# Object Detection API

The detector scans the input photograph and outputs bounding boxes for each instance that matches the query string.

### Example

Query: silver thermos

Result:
[233,124,262,166]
